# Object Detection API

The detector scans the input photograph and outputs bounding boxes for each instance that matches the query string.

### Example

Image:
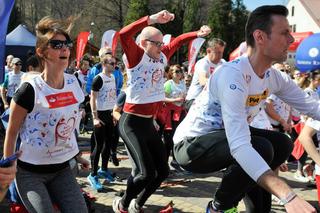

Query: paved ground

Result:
[0,132,319,212]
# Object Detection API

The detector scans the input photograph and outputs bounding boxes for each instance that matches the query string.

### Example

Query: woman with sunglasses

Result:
[88,54,117,191]
[3,16,87,213]
[162,65,187,169]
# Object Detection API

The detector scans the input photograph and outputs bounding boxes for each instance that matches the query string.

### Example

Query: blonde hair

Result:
[35,16,76,71]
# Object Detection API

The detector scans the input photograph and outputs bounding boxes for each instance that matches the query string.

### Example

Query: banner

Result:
[163,34,172,45]
[187,38,205,74]
[229,41,247,61]
[76,31,90,68]
[295,33,320,72]
[289,31,313,52]
[101,29,118,56]
[0,0,15,83]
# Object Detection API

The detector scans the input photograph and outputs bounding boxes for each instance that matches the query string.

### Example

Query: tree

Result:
[230,0,249,54]
[207,0,248,59]
[183,0,200,33]
[124,0,149,26]
[8,4,22,33]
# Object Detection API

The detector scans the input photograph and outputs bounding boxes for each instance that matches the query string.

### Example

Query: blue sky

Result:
[243,0,288,11]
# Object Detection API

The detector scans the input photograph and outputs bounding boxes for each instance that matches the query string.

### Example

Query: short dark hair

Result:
[245,5,288,48]
[26,55,39,71]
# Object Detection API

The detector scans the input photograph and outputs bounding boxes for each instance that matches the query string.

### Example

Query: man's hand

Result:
[197,25,211,37]
[285,196,316,213]
[149,10,175,25]
[4,103,9,110]
[279,163,288,172]
[93,118,105,127]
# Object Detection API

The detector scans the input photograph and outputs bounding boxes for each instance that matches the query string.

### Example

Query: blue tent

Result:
[5,25,36,70]
[295,33,320,72]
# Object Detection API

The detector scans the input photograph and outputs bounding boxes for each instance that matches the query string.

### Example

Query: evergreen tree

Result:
[124,0,149,25]
[207,0,248,60]
[230,0,249,52]
[183,0,200,33]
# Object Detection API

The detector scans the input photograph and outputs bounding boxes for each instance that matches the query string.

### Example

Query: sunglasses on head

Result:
[48,40,73,49]
[145,39,164,47]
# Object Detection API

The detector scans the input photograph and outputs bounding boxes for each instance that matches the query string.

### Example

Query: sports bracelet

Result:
[280,191,297,205]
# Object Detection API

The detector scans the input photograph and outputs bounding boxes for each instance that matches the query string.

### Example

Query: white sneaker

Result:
[112,197,127,213]
[294,171,309,183]
[128,199,143,213]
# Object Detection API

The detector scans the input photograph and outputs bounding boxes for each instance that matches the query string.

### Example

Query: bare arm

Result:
[3,101,28,158]
[1,87,8,109]
[265,101,291,132]
[112,105,122,122]
[198,72,209,86]
[90,90,103,127]
[298,125,320,166]
[257,170,316,212]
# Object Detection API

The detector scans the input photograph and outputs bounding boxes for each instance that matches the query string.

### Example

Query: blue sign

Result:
[0,0,15,83]
[295,33,320,72]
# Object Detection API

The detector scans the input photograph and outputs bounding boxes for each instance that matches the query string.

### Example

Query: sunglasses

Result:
[173,69,182,73]
[145,39,164,47]
[48,40,73,49]
[15,63,22,66]
[104,61,115,66]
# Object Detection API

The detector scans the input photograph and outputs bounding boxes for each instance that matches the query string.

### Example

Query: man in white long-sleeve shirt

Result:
[173,5,317,213]
[184,38,226,111]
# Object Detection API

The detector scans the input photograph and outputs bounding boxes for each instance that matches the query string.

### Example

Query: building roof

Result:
[299,0,320,28]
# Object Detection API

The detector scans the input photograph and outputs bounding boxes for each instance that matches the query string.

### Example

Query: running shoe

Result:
[293,171,309,183]
[128,199,144,213]
[98,168,115,182]
[113,197,128,213]
[170,160,184,172]
[111,153,120,166]
[87,174,103,191]
[206,200,238,213]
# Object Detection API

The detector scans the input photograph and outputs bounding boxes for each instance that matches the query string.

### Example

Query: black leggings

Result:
[118,113,169,208]
[174,126,293,211]
[90,110,114,175]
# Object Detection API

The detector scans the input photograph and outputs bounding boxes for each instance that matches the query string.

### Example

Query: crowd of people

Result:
[0,4,320,213]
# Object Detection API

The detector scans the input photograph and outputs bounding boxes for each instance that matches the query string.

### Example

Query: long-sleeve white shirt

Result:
[174,56,320,181]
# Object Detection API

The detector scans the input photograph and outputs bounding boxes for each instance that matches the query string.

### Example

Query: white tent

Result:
[6,24,36,46]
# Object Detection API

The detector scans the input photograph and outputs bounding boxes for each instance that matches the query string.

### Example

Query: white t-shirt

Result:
[250,108,273,130]
[267,94,291,126]
[96,73,117,111]
[19,74,84,165]
[75,70,88,96]
[174,56,320,181]
[126,52,167,104]
[164,79,187,106]
[186,56,225,101]
[5,71,24,97]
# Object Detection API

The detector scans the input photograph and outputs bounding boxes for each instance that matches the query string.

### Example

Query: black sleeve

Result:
[116,91,126,108]
[91,75,103,92]
[13,82,35,113]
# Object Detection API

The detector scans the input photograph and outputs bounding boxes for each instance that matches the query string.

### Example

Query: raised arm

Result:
[162,25,211,60]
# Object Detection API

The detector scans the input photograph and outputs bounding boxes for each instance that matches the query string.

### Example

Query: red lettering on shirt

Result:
[45,92,78,108]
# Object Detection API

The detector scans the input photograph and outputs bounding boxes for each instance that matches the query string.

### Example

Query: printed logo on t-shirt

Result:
[45,92,78,108]
[246,89,269,106]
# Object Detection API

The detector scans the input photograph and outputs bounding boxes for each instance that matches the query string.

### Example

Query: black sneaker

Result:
[111,153,119,166]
